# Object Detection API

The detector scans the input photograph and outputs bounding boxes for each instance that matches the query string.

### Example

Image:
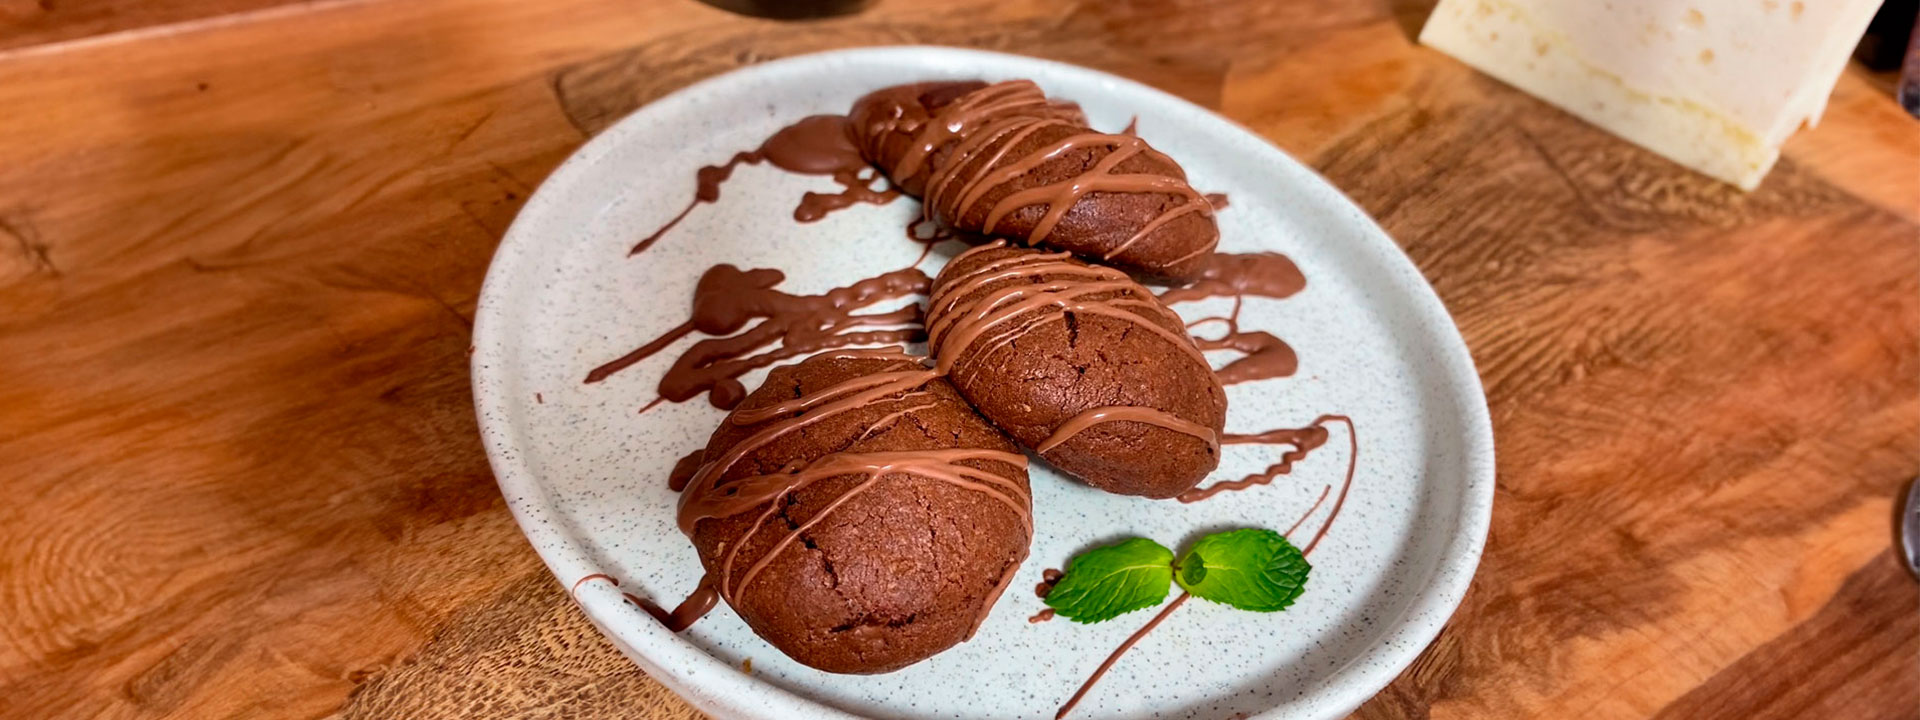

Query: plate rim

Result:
[471,44,1495,720]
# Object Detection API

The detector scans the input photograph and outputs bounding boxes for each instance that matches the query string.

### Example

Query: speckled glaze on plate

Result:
[472,47,1494,720]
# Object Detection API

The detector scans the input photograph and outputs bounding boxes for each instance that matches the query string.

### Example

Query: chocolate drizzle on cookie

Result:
[1037,406,1221,455]
[920,111,1216,264]
[927,242,1207,373]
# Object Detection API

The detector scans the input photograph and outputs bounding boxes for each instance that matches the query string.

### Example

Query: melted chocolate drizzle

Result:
[1162,252,1308,386]
[1160,252,1305,305]
[630,115,899,256]
[1054,592,1192,719]
[631,576,720,633]
[667,449,706,493]
[570,572,720,634]
[585,264,929,409]
[1175,416,1343,504]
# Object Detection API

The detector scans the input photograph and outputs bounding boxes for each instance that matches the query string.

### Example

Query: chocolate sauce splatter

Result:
[1029,567,1065,623]
[1035,567,1064,598]
[1205,192,1229,211]
[630,575,720,633]
[585,264,929,409]
[1163,252,1307,386]
[903,216,960,268]
[1284,486,1332,537]
[667,449,706,492]
[630,115,899,256]
[1299,416,1359,556]
[1198,328,1298,386]
[569,573,619,596]
[572,572,720,634]
[1160,252,1305,305]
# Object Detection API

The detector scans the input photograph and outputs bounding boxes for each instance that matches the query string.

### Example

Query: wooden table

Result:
[3,1,1916,718]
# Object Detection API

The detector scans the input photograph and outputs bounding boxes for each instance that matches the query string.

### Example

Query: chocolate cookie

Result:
[926,243,1227,498]
[850,80,1218,280]
[849,80,1081,197]
[676,350,1032,673]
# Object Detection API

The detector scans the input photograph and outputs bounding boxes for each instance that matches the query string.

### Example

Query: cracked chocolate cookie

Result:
[850,79,1219,281]
[926,243,1227,498]
[678,351,1032,673]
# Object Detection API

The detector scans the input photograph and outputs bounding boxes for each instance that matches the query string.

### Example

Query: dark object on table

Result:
[696,0,873,20]
[1902,477,1920,582]
[1856,0,1920,116]
[1905,15,1920,116]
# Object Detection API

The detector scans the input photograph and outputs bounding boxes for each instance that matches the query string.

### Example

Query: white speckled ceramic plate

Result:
[473,47,1493,720]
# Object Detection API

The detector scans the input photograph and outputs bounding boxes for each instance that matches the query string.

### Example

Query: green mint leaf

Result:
[1180,558,1206,586]
[1174,528,1310,611]
[1044,537,1175,623]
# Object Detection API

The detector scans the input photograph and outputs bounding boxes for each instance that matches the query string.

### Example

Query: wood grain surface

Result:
[2,1,1916,719]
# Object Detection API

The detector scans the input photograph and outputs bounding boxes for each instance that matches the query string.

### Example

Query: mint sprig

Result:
[1175,528,1310,611]
[1043,538,1174,623]
[1041,528,1311,624]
